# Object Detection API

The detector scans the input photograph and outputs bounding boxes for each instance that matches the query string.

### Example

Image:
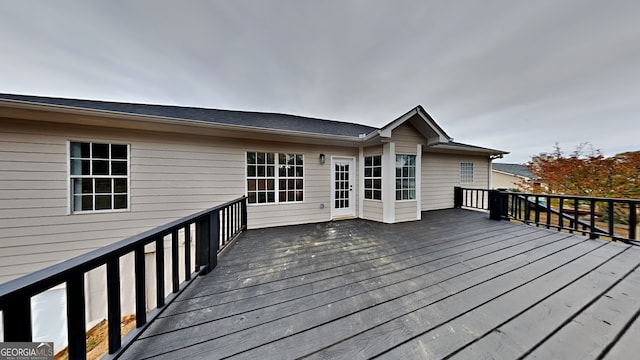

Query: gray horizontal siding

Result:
[395,201,418,222]
[421,153,489,211]
[0,118,357,281]
[392,123,424,155]
[362,200,383,222]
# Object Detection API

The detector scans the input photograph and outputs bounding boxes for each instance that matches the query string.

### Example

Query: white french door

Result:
[331,157,355,218]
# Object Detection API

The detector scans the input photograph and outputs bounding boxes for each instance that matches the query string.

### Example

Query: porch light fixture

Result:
[319,153,325,165]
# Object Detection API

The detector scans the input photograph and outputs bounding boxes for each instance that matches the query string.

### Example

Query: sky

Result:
[0,0,638,163]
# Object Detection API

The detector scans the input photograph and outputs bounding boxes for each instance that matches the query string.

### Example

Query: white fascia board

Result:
[378,108,418,138]
[426,143,508,156]
[378,106,452,145]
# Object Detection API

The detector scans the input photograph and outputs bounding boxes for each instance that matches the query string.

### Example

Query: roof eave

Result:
[425,142,509,156]
[0,99,364,146]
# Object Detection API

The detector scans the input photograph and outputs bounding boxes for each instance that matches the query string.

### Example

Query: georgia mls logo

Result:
[0,342,53,360]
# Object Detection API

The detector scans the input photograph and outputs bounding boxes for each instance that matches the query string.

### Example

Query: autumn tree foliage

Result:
[523,143,640,199]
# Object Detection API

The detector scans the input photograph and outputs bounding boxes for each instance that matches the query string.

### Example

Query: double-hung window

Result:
[460,162,474,183]
[246,152,303,204]
[396,154,416,200]
[364,155,382,200]
[278,153,304,202]
[70,142,129,212]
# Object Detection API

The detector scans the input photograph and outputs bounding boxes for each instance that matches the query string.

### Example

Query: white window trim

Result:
[395,154,417,201]
[245,151,305,206]
[460,162,474,184]
[68,141,131,214]
[363,154,383,201]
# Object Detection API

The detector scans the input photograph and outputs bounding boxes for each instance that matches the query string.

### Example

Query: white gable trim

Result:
[378,106,452,145]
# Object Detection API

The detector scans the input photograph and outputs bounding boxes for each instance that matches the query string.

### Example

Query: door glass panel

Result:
[334,162,350,209]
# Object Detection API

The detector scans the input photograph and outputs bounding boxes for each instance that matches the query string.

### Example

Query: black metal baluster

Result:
[67,273,86,360]
[196,217,210,273]
[172,229,179,293]
[590,199,597,239]
[134,246,146,327]
[557,197,563,231]
[3,296,32,341]
[184,224,191,281]
[155,236,165,307]
[574,198,580,233]
[227,206,232,244]
[608,200,614,239]
[106,259,121,354]
[210,210,220,270]
[524,196,531,224]
[630,203,637,240]
[242,197,248,230]
[545,196,551,229]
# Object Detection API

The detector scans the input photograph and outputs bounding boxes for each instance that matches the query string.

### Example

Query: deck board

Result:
[450,246,640,359]
[120,209,640,360]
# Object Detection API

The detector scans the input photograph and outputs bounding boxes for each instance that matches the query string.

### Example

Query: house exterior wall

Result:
[0,102,504,349]
[492,171,524,190]
[392,123,425,154]
[395,201,417,222]
[421,152,490,211]
[244,142,357,228]
[362,200,383,222]
[0,118,354,282]
[363,145,383,157]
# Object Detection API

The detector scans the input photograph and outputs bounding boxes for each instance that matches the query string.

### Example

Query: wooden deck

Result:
[121,209,640,359]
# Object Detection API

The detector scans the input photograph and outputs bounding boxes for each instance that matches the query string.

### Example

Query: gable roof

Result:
[376,105,452,145]
[0,93,375,138]
[492,163,534,178]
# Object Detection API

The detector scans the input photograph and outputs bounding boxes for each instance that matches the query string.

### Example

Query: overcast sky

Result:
[1,0,638,163]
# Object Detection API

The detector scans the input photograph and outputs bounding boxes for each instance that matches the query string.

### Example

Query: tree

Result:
[611,151,640,198]
[524,143,639,199]
[523,144,639,226]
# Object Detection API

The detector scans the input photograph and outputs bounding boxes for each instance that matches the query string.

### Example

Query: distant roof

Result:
[492,163,534,178]
[0,93,376,137]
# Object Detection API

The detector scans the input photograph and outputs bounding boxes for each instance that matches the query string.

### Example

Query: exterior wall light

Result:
[319,153,326,165]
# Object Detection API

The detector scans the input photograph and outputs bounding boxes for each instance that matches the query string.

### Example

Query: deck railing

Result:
[456,187,639,244]
[0,196,247,359]
[454,187,490,211]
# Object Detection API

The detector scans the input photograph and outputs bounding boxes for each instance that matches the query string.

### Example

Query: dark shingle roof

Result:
[0,93,376,137]
[492,163,534,178]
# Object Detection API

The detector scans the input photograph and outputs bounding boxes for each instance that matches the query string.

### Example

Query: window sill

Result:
[71,208,131,215]
[248,201,305,206]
